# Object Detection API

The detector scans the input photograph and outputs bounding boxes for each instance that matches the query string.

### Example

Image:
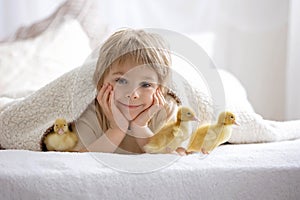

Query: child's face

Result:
[104,59,159,120]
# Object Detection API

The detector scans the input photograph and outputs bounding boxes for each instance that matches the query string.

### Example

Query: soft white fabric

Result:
[172,55,300,144]
[0,60,96,150]
[0,18,91,96]
[1,56,300,150]
[1,139,300,199]
[219,69,300,143]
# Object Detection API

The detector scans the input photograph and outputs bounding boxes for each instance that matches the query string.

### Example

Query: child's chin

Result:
[126,115,137,121]
[123,112,139,121]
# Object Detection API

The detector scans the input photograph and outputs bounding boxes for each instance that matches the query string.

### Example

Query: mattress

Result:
[1,139,299,200]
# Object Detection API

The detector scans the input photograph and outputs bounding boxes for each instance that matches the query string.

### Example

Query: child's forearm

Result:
[80,128,126,153]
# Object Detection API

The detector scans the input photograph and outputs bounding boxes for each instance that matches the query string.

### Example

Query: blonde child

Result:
[74,29,181,154]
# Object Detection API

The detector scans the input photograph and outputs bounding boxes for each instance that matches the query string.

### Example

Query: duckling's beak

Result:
[58,129,65,135]
[193,116,201,122]
[234,121,239,126]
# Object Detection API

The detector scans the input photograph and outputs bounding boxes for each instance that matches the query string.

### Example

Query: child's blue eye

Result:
[140,82,151,88]
[116,78,127,85]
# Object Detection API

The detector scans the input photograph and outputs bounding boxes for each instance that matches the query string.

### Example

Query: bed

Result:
[1,1,300,199]
[1,140,300,199]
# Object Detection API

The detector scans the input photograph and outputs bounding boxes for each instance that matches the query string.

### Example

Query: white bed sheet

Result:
[1,139,300,200]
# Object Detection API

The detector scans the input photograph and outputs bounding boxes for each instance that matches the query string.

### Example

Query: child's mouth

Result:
[118,101,142,109]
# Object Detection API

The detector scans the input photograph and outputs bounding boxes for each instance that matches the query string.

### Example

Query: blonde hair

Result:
[94,28,180,132]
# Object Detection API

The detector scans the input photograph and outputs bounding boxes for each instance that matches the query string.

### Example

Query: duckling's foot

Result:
[175,147,187,156]
[201,148,209,154]
[185,151,195,155]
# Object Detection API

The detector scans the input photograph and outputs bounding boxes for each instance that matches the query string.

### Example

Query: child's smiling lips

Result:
[118,101,142,109]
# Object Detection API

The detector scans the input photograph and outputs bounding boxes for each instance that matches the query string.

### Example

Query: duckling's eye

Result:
[187,112,191,116]
[230,116,234,119]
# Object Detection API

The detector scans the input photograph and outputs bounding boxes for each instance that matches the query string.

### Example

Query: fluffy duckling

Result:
[186,111,238,154]
[44,118,78,152]
[143,107,199,154]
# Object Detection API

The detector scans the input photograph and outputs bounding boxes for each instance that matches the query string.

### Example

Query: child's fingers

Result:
[154,89,165,109]
[152,91,159,106]
[149,92,161,114]
[110,91,124,120]
[156,89,166,106]
[97,83,108,98]
[103,85,111,103]
[97,84,108,103]
[133,89,166,127]
[97,84,112,115]
[109,89,115,111]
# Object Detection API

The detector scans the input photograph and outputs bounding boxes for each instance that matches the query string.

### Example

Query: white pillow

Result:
[0,18,91,96]
[171,53,300,144]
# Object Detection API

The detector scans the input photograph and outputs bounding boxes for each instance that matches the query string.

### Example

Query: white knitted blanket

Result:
[1,61,300,150]
[0,61,96,150]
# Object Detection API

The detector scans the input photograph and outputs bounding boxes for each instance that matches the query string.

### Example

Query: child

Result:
[74,29,181,154]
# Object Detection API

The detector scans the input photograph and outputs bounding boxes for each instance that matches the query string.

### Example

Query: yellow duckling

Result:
[143,106,199,154]
[186,111,238,154]
[44,118,78,152]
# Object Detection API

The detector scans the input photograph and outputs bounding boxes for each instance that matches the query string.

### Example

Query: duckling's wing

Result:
[164,127,185,148]
[187,125,209,151]
[202,126,220,151]
[172,126,181,137]
[215,126,233,145]
[204,129,218,141]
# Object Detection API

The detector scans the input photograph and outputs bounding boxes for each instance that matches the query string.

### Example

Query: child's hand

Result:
[97,83,129,133]
[132,88,166,127]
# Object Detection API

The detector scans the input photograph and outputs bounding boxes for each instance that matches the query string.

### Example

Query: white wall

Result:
[1,0,298,121]
[286,0,300,120]
[212,0,289,120]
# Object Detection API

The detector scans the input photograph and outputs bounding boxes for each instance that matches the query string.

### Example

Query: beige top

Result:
[73,98,178,154]
[73,100,141,154]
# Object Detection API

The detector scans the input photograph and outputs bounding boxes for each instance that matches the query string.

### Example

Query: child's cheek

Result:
[113,87,123,100]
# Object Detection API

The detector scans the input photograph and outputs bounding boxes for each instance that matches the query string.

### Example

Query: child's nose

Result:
[126,90,139,99]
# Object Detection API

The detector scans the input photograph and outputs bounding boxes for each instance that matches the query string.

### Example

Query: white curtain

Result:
[0,0,64,39]
[0,0,299,120]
